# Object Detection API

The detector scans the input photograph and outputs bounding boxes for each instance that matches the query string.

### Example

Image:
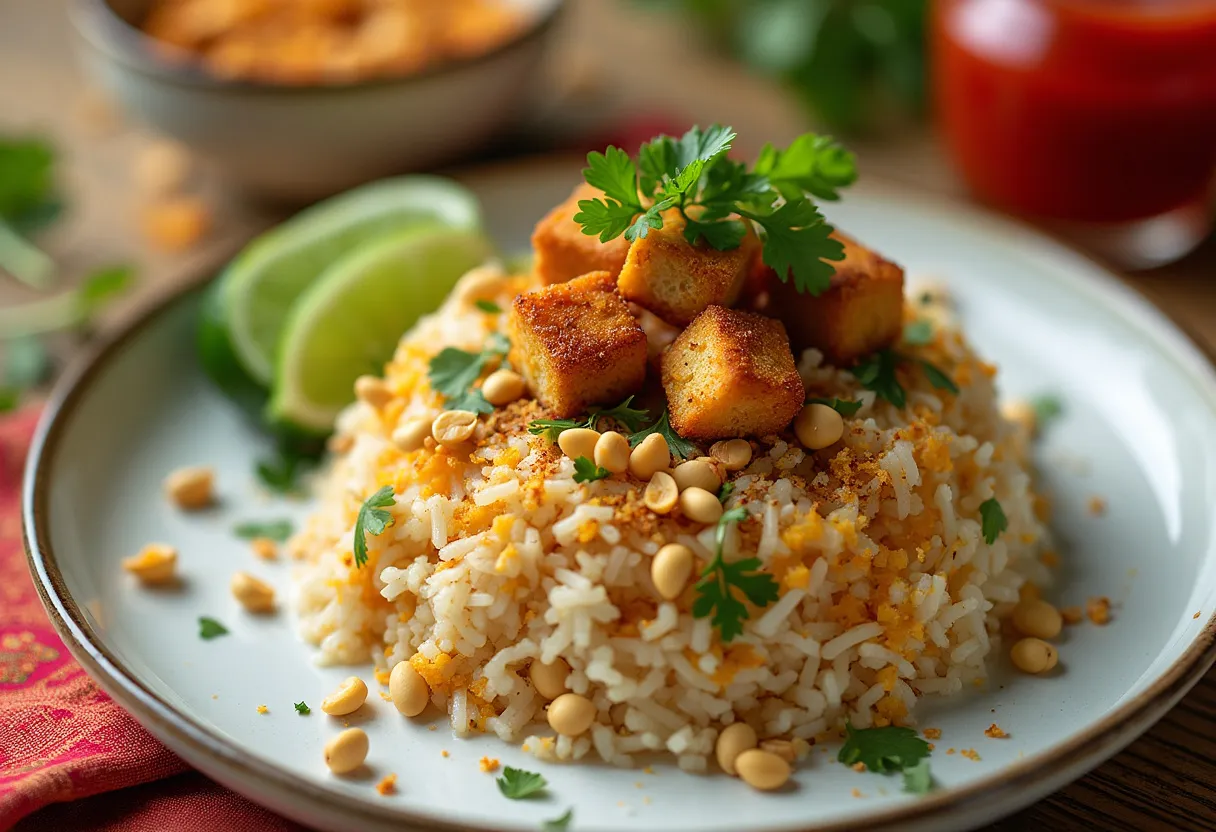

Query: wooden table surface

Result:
[3,1,1214,829]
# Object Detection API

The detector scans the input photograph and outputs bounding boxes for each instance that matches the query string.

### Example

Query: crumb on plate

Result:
[441,750,450,758]
[852,762,866,773]
[479,756,499,773]
[984,724,1007,739]
[251,537,278,560]
[256,705,268,714]
[961,748,981,761]
[1087,495,1107,516]
[1086,596,1112,625]
[376,773,397,796]
[923,727,942,740]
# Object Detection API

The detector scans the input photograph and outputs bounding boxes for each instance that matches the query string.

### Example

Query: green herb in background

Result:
[198,617,229,640]
[496,766,548,800]
[979,497,1007,544]
[255,446,315,495]
[0,137,59,287]
[354,485,396,567]
[294,701,311,715]
[542,808,574,831]
[233,519,295,542]
[572,456,612,484]
[837,723,931,772]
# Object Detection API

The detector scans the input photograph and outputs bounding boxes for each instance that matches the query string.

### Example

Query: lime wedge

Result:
[268,226,494,433]
[217,176,482,386]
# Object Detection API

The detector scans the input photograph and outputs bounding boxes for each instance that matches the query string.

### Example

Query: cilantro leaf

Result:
[852,349,906,409]
[741,199,844,296]
[684,216,747,250]
[718,481,735,503]
[233,519,294,542]
[624,198,676,243]
[354,486,396,567]
[294,701,311,715]
[572,456,611,484]
[542,808,574,831]
[589,395,650,433]
[638,135,679,196]
[574,197,641,243]
[428,347,487,399]
[198,617,228,640]
[496,766,548,800]
[919,360,958,394]
[582,146,643,210]
[528,417,583,443]
[979,498,1007,545]
[676,124,737,172]
[629,408,697,459]
[753,134,858,202]
[1031,394,1063,426]
[902,758,933,794]
[474,299,502,314]
[692,506,779,642]
[447,388,494,415]
[808,396,863,416]
[903,319,933,346]
[837,723,931,773]
[77,265,135,323]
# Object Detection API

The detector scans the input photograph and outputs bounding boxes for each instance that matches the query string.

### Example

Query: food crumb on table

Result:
[851,788,865,799]
[1061,606,1084,625]
[1086,596,1112,625]
[642,765,655,775]
[256,705,268,714]
[1195,611,1203,619]
[923,727,942,740]
[927,743,936,751]
[478,756,499,773]
[961,748,982,761]
[441,750,449,758]
[1087,495,1107,516]
[984,723,1008,739]
[946,748,956,755]
[251,537,278,560]
[375,774,397,796]
[851,762,866,773]
[427,724,438,732]
[634,782,644,789]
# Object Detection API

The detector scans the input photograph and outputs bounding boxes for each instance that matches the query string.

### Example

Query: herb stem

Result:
[0,290,80,338]
[0,220,54,289]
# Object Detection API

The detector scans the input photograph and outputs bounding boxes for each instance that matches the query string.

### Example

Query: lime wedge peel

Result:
[222,176,482,385]
[268,226,495,434]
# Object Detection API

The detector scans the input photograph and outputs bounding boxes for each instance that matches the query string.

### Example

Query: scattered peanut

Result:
[121,544,178,585]
[651,544,694,601]
[354,375,392,409]
[163,466,214,510]
[672,458,721,493]
[628,432,670,480]
[230,571,275,613]
[135,138,192,195]
[432,410,478,445]
[710,439,752,472]
[250,537,278,560]
[1010,637,1058,674]
[1011,599,1063,640]
[389,660,430,717]
[594,431,631,474]
[528,658,570,700]
[715,722,758,775]
[794,403,845,450]
[142,195,211,251]
[680,487,723,524]
[324,728,369,774]
[760,739,796,763]
[644,471,679,514]
[735,749,791,791]
[547,693,597,737]
[482,369,526,406]
[558,428,600,461]
[321,676,369,716]
[392,417,433,452]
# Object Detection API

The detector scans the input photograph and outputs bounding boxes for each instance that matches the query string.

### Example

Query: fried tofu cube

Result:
[508,271,647,417]
[764,232,905,365]
[531,183,631,286]
[661,306,804,440]
[617,212,760,326]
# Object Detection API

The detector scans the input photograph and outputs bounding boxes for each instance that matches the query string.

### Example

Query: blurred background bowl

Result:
[69,0,564,201]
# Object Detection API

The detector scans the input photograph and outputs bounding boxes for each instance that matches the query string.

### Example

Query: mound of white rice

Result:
[291,268,1049,771]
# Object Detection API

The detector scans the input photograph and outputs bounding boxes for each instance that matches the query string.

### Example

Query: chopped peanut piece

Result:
[251,537,278,560]
[142,196,211,252]
[375,773,397,795]
[122,544,178,585]
[1086,596,1112,625]
[163,465,215,510]
[984,723,1007,739]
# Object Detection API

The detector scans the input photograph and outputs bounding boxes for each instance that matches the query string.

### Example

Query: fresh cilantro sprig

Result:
[353,485,396,568]
[573,125,856,295]
[542,808,574,831]
[837,723,931,773]
[528,396,650,443]
[692,506,780,642]
[496,766,548,799]
[572,456,611,484]
[294,701,311,715]
[979,498,1007,544]
[233,519,294,542]
[807,396,863,416]
[198,617,228,640]
[628,407,697,460]
[427,332,511,414]
[852,348,958,409]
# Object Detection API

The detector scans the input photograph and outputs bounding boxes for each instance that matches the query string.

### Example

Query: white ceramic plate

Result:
[25,164,1216,832]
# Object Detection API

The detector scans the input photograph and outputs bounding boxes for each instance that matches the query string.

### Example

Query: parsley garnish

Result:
[919,360,959,394]
[198,617,228,640]
[903,319,933,346]
[294,701,311,715]
[628,408,697,460]
[837,723,931,773]
[354,486,396,567]
[427,332,511,410]
[718,481,735,503]
[474,299,502,314]
[1031,394,1063,427]
[902,758,933,794]
[979,498,1007,544]
[808,396,863,416]
[692,506,779,642]
[528,396,650,442]
[574,125,855,295]
[572,456,611,484]
[851,349,958,408]
[233,519,294,542]
[542,808,574,831]
[496,766,548,800]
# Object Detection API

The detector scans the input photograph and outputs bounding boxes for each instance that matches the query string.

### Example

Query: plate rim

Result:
[22,179,1216,832]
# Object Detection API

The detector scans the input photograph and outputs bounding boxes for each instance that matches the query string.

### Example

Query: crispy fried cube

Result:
[508,271,647,418]
[764,232,905,365]
[661,306,804,440]
[531,183,631,286]
[617,212,760,326]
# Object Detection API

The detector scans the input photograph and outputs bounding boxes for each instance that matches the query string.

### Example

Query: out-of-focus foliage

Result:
[643,0,927,135]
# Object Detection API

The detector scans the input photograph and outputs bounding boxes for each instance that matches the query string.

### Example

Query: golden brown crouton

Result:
[617,212,760,326]
[508,271,647,418]
[531,183,631,286]
[762,232,904,365]
[661,306,804,440]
